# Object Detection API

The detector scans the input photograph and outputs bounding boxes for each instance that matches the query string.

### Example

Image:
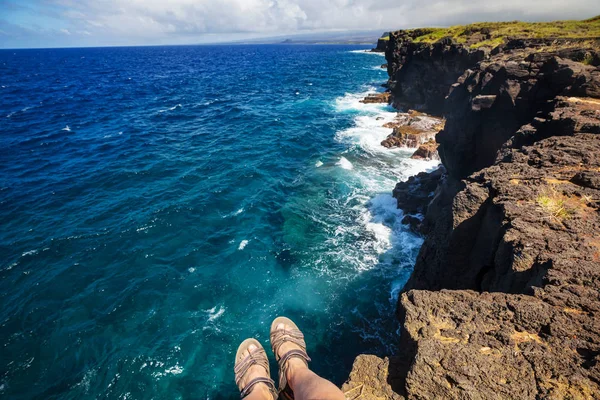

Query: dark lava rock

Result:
[399,98,600,399]
[438,50,600,179]
[345,34,600,400]
[392,167,444,233]
[398,290,600,399]
[384,31,488,115]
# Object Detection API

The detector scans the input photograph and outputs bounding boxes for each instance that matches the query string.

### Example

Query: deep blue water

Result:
[0,45,437,399]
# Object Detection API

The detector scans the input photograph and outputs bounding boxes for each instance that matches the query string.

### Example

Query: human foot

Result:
[234,339,277,400]
[270,317,311,394]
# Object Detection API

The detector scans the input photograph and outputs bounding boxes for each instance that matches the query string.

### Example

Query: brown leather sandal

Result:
[234,338,278,400]
[270,317,312,399]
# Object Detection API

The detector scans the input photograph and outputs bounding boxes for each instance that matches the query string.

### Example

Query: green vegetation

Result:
[583,53,595,65]
[537,189,573,220]
[406,16,600,49]
[380,36,390,41]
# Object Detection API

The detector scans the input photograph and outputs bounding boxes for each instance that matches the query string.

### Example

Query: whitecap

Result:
[205,305,225,322]
[158,104,182,113]
[334,87,394,116]
[315,160,323,167]
[164,365,183,375]
[22,249,39,257]
[222,207,245,219]
[62,125,71,132]
[348,50,386,56]
[238,240,249,250]
[337,157,353,170]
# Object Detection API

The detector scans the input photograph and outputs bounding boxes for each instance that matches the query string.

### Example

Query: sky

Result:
[0,0,599,48]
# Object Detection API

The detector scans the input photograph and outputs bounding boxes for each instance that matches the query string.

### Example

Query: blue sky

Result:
[1,0,599,48]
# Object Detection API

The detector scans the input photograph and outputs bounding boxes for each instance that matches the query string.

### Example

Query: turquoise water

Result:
[0,45,438,399]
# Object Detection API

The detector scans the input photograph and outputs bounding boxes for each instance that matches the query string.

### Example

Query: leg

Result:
[275,323,345,400]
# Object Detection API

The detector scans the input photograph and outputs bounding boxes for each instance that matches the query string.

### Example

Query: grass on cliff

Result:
[535,186,598,221]
[537,190,573,220]
[408,15,600,49]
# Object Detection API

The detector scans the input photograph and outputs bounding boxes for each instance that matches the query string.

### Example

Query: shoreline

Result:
[343,23,600,399]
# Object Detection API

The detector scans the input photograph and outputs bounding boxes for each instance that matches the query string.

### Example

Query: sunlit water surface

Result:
[0,45,438,399]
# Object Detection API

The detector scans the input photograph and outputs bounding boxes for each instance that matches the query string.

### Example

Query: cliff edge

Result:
[344,17,600,399]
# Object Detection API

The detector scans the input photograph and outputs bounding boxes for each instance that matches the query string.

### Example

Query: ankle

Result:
[286,357,309,388]
[249,382,273,400]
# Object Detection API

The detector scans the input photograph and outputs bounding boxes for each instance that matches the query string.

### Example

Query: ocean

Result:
[0,44,438,399]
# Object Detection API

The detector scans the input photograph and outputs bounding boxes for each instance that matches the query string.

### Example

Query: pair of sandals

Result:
[234,317,311,400]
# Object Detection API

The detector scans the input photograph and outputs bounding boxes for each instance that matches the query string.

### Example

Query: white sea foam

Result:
[335,113,397,155]
[337,157,353,170]
[238,240,249,250]
[315,160,323,167]
[348,50,386,56]
[164,365,183,375]
[334,86,389,113]
[62,125,71,132]
[206,305,225,322]
[222,207,245,218]
[158,104,182,113]
[317,81,440,283]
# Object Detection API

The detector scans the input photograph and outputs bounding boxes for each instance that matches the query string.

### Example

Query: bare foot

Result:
[237,344,273,400]
[274,323,309,387]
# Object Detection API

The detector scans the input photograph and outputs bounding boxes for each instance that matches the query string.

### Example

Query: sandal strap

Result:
[279,349,311,367]
[234,347,270,387]
[270,328,307,360]
[276,349,311,394]
[240,377,278,399]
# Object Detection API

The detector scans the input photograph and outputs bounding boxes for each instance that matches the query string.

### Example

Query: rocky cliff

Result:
[344,18,600,399]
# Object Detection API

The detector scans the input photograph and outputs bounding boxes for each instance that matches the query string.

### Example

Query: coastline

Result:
[343,21,600,399]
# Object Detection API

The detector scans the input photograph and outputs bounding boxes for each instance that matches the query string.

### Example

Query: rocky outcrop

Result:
[345,30,600,400]
[385,32,487,114]
[410,139,439,160]
[392,167,444,232]
[361,92,391,104]
[381,111,444,148]
[438,44,600,179]
[342,355,404,400]
[372,37,389,53]
[399,290,600,399]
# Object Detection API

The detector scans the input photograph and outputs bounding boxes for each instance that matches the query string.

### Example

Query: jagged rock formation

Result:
[372,37,389,53]
[410,139,439,161]
[360,92,391,104]
[381,110,444,148]
[392,167,444,233]
[385,32,487,114]
[344,27,600,399]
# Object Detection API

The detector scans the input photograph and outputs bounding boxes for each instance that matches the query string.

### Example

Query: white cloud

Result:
[1,0,599,47]
[54,0,600,37]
